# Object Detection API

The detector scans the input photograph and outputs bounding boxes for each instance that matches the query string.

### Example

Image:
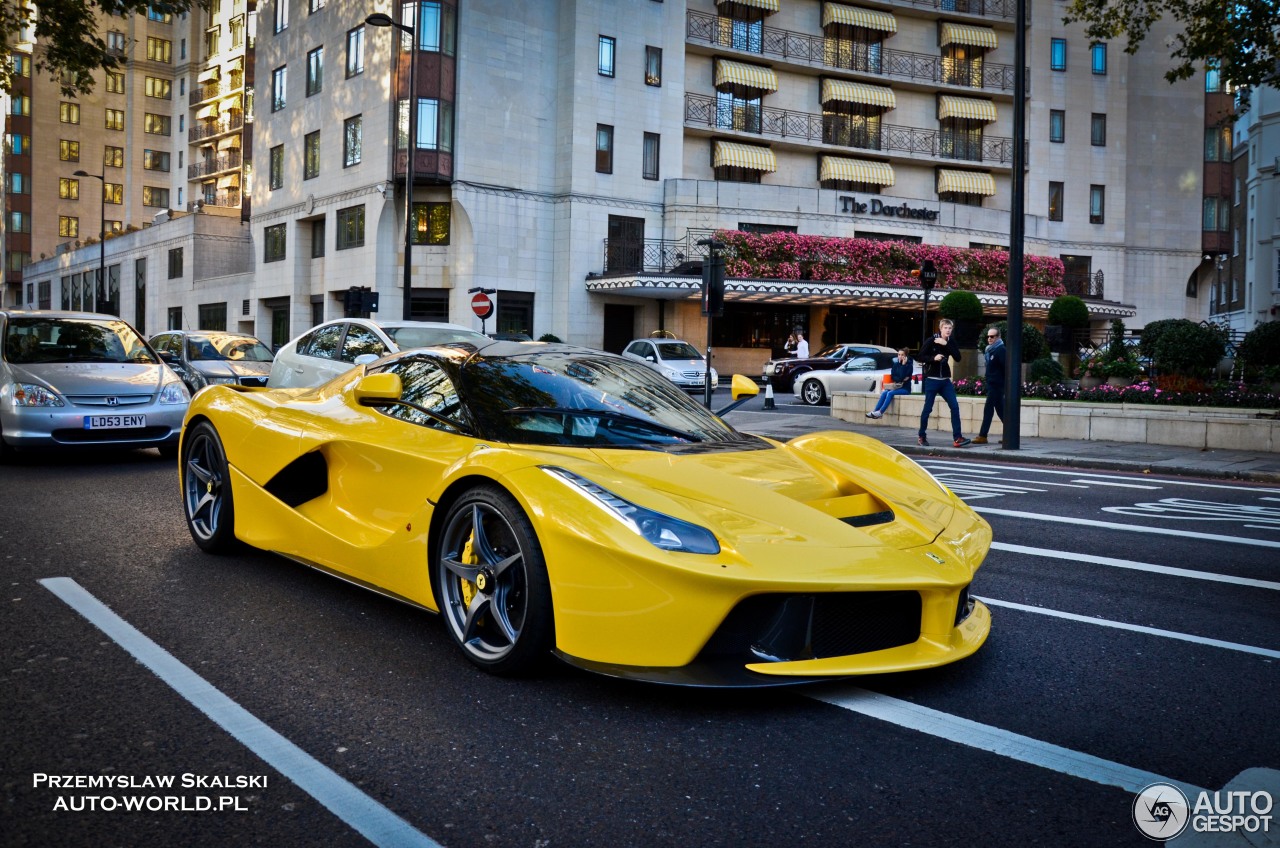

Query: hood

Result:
[9,362,171,397]
[658,359,707,370]
[192,360,273,379]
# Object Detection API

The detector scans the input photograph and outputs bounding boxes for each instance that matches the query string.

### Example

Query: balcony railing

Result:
[1062,270,1105,300]
[190,77,244,106]
[199,189,241,208]
[600,230,718,275]
[188,113,243,143]
[187,150,242,180]
[687,10,1025,93]
[686,93,1017,164]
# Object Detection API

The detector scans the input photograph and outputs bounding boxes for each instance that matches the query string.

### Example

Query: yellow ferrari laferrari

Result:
[179,341,990,686]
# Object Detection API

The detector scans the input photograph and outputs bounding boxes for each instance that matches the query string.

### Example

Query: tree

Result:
[1063,0,1280,91]
[1,0,203,97]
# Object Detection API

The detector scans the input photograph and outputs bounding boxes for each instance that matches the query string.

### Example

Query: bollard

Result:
[763,381,775,410]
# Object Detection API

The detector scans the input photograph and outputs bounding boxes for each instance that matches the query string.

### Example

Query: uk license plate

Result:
[84,414,146,429]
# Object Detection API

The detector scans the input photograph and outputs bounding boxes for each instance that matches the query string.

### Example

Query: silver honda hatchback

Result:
[0,311,191,461]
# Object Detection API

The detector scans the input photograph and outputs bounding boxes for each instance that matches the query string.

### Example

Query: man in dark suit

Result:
[975,326,1006,445]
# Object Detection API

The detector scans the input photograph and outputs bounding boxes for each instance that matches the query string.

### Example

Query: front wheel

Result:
[181,421,238,553]
[433,485,553,676]
[800,378,827,406]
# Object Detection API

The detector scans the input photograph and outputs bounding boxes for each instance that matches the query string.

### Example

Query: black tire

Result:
[181,421,239,553]
[800,378,827,406]
[433,485,553,676]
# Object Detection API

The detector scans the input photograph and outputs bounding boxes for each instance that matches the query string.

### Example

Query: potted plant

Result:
[1103,357,1141,387]
[1079,356,1106,389]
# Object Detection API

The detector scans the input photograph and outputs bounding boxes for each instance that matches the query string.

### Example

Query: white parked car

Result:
[621,338,718,391]
[793,349,921,406]
[267,318,489,388]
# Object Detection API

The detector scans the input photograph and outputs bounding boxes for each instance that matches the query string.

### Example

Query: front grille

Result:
[52,426,171,444]
[239,376,268,387]
[63,393,152,407]
[953,584,973,626]
[700,591,922,664]
[679,370,703,381]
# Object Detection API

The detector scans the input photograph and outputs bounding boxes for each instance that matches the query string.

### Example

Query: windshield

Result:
[188,334,274,362]
[656,342,703,361]
[3,317,157,365]
[457,350,751,449]
[386,326,488,349]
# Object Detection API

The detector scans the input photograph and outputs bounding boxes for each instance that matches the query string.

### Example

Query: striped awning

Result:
[938,95,997,122]
[820,156,895,186]
[715,59,778,92]
[937,169,996,196]
[216,173,240,189]
[216,135,241,150]
[713,141,776,172]
[220,97,241,112]
[196,66,220,83]
[822,3,897,33]
[195,104,217,120]
[715,0,779,12]
[822,78,896,109]
[940,22,998,49]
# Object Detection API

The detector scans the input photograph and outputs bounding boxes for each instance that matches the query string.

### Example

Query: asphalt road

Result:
[1,442,1276,848]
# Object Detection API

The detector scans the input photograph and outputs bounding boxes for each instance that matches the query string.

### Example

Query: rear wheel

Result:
[800,378,827,406]
[181,422,238,553]
[433,485,553,675]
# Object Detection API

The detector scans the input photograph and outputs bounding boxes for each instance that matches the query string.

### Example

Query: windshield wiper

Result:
[505,407,704,442]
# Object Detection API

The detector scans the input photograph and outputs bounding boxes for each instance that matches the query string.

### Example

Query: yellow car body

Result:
[179,344,990,686]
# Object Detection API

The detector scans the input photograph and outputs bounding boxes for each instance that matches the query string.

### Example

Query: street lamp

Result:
[73,169,105,313]
[366,11,417,321]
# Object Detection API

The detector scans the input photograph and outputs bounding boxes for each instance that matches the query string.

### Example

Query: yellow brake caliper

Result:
[459,531,478,607]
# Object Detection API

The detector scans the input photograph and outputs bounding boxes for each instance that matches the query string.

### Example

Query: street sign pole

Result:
[697,239,725,409]
[469,286,496,336]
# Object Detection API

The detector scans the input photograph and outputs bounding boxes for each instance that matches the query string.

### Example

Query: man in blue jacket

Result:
[975,326,1006,444]
[917,318,971,448]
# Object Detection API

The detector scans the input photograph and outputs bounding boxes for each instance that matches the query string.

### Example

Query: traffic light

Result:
[344,287,379,318]
[701,255,725,317]
[919,259,938,292]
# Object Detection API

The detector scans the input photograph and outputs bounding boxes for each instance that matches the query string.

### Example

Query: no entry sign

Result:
[471,292,493,319]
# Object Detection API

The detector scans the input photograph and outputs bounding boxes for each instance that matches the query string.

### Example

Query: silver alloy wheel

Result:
[182,423,231,550]
[801,379,826,405]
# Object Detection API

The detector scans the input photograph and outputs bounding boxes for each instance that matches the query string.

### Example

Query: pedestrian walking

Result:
[917,318,971,447]
[975,326,1006,444]
[866,348,914,419]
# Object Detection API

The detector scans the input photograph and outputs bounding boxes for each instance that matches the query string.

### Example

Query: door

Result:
[606,216,645,273]
[602,305,635,354]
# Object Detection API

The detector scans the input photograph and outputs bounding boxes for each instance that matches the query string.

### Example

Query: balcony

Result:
[1062,270,1105,300]
[187,149,242,180]
[686,10,1025,94]
[685,93,1017,165]
[600,230,717,275]
[199,189,241,208]
[190,77,244,106]
[189,113,243,143]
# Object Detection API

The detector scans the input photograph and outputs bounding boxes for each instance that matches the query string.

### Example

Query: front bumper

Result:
[1,404,187,449]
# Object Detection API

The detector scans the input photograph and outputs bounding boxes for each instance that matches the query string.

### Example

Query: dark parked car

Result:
[149,330,275,394]
[762,343,895,393]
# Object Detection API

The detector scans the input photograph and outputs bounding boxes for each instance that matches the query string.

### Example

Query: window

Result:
[60,140,80,161]
[1048,181,1064,221]
[312,219,326,257]
[304,130,320,179]
[596,124,613,173]
[204,26,220,58]
[274,0,289,34]
[371,357,463,430]
[104,146,123,167]
[1049,109,1064,143]
[1050,38,1066,71]
[265,223,287,262]
[107,31,127,54]
[1089,184,1105,224]
[719,90,764,134]
[309,0,325,12]
[272,66,287,111]
[198,303,227,331]
[343,115,362,166]
[11,54,31,77]
[105,109,125,130]
[645,46,662,86]
[145,76,172,99]
[59,178,80,200]
[306,46,323,95]
[9,212,32,233]
[1202,197,1219,231]
[59,102,80,123]
[396,98,453,152]
[6,134,31,155]
[336,205,364,249]
[1090,113,1106,146]
[400,1,455,54]
[143,150,170,171]
[148,5,172,22]
[59,216,79,238]
[7,172,29,194]
[269,145,284,189]
[167,307,183,331]
[1205,125,1232,161]
[9,94,30,115]
[599,35,615,77]
[346,27,365,77]
[104,183,124,204]
[40,279,52,310]
[144,113,171,135]
[643,132,660,180]
[230,16,244,48]
[1091,43,1107,75]
[147,37,172,63]
[106,220,123,233]
[411,202,450,245]
[143,186,170,207]
[168,248,183,278]
[106,71,126,93]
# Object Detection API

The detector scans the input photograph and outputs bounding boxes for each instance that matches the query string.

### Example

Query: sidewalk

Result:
[728,407,1280,485]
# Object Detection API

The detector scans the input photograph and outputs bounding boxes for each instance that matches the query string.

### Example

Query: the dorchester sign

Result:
[839,196,939,221]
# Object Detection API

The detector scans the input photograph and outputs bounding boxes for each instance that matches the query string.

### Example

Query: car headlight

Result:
[542,467,720,554]
[763,362,775,376]
[158,381,191,404]
[9,382,65,407]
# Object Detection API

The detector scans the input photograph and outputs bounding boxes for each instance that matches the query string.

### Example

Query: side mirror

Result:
[645,355,656,362]
[353,372,403,406]
[353,353,380,367]
[716,374,760,416]
[158,350,180,364]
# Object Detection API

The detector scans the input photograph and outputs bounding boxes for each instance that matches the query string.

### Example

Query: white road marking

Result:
[989,542,1280,591]
[975,507,1280,549]
[39,577,443,848]
[921,460,1280,493]
[810,687,1205,798]
[1070,480,1162,489]
[978,596,1280,660]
